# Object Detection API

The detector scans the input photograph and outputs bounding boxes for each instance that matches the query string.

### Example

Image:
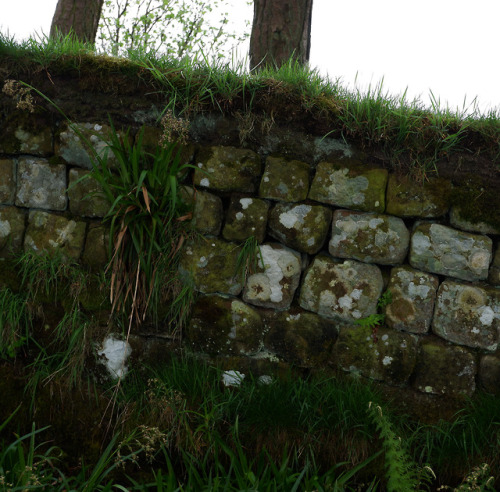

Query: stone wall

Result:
[1,112,499,399]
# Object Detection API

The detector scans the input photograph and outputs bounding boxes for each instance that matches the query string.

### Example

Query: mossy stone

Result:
[0,159,15,204]
[222,196,269,243]
[68,169,111,218]
[0,206,26,258]
[81,224,109,271]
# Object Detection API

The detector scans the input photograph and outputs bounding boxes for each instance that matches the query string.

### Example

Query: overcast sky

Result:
[1,0,499,115]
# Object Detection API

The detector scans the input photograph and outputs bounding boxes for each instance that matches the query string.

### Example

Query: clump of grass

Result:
[0,288,32,359]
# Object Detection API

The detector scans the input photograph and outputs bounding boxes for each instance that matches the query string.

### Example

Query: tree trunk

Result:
[249,0,313,70]
[50,0,105,44]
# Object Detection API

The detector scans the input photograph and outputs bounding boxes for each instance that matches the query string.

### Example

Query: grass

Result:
[1,32,499,175]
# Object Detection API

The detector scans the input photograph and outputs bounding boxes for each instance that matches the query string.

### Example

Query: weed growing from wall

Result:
[0,288,32,358]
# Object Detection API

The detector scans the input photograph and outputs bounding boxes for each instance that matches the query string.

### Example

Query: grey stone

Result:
[489,244,500,286]
[180,186,223,236]
[259,156,310,202]
[478,355,500,395]
[222,196,269,243]
[329,210,410,265]
[15,158,67,211]
[450,206,500,235]
[385,266,439,334]
[0,206,25,258]
[81,224,109,270]
[308,161,387,212]
[412,339,476,397]
[24,211,86,259]
[432,280,500,351]
[242,243,301,310]
[299,255,383,323]
[409,223,492,282]
[268,202,332,254]
[0,159,15,204]
[193,146,261,192]
[68,169,111,218]
[12,126,52,155]
[334,324,418,385]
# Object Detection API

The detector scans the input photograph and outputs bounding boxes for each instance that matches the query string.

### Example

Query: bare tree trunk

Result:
[50,0,105,44]
[249,0,313,70]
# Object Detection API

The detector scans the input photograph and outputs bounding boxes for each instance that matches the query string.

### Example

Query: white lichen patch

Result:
[97,336,132,379]
[200,178,210,187]
[240,198,253,209]
[235,212,244,220]
[222,370,245,387]
[0,220,11,238]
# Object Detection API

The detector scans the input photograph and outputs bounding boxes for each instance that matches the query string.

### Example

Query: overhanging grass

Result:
[1,32,499,172]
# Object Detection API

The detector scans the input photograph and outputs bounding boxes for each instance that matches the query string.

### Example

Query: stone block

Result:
[222,196,269,243]
[329,210,409,265]
[412,339,476,397]
[385,266,439,334]
[258,156,309,202]
[193,146,261,192]
[0,206,26,258]
[0,159,15,204]
[299,255,383,323]
[68,169,111,218]
[489,244,500,286]
[180,186,223,236]
[24,211,86,259]
[450,206,500,235]
[242,243,301,310]
[187,295,263,356]
[432,280,500,351]
[15,158,67,211]
[308,161,387,212]
[81,224,109,270]
[478,355,500,395]
[334,324,418,385]
[409,223,492,282]
[268,202,332,254]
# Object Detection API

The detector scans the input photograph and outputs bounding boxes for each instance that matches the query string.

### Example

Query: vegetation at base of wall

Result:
[1,32,499,175]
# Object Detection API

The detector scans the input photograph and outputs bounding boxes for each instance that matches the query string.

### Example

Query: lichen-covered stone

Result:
[263,308,337,367]
[386,174,451,218]
[489,244,500,286]
[268,202,332,254]
[299,255,383,322]
[10,126,52,155]
[333,324,418,385]
[56,122,118,170]
[24,211,86,259]
[81,224,109,270]
[409,223,492,282]
[242,243,301,310]
[329,210,409,265]
[308,161,387,212]
[68,169,111,218]
[385,266,439,334]
[187,295,263,356]
[0,206,25,258]
[478,355,500,395]
[259,157,309,202]
[180,186,223,236]
[0,159,15,204]
[222,196,269,243]
[179,237,242,295]
[432,280,500,351]
[15,158,67,211]
[449,206,500,235]
[412,339,476,397]
[193,146,261,192]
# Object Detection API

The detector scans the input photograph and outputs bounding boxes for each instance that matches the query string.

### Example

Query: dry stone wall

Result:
[1,114,499,399]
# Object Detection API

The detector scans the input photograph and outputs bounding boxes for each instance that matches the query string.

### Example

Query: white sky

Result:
[1,0,499,115]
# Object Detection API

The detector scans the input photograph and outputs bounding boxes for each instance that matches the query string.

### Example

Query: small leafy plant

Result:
[234,235,264,284]
[355,289,392,342]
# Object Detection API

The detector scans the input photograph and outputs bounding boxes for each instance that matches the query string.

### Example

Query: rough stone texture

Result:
[15,158,67,211]
[386,174,451,218]
[222,196,269,243]
[308,161,388,212]
[10,126,52,155]
[299,255,384,322]
[478,355,500,395]
[268,202,332,254]
[187,295,263,356]
[449,206,500,235]
[385,266,439,334]
[258,156,309,202]
[24,211,86,259]
[68,169,111,218]
[56,122,117,170]
[180,186,223,236]
[0,159,15,204]
[81,224,109,270]
[329,210,410,265]
[410,223,492,282]
[489,244,500,286]
[334,324,418,385]
[242,243,301,310]
[412,339,476,397]
[193,146,261,192]
[0,206,26,258]
[263,308,338,367]
[179,237,242,295]
[432,280,500,351]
